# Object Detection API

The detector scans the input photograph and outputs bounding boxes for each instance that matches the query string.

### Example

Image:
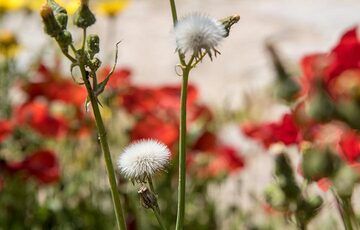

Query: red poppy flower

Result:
[201,145,245,177]
[120,84,198,116]
[22,64,87,106]
[192,131,217,152]
[130,115,179,149]
[242,114,301,148]
[0,120,12,143]
[99,67,132,90]
[15,101,68,138]
[338,130,360,163]
[22,150,60,184]
[298,53,329,97]
[327,27,360,81]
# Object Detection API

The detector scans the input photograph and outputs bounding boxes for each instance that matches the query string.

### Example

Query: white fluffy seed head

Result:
[174,13,226,59]
[117,139,171,182]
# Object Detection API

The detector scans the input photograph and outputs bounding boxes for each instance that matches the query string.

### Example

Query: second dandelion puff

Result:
[174,13,227,61]
[117,139,170,183]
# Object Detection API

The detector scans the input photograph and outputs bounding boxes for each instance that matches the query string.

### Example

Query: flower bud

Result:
[333,165,359,198]
[90,58,102,70]
[301,148,340,181]
[86,34,100,56]
[138,186,159,210]
[296,196,323,223]
[56,30,72,52]
[275,154,300,200]
[55,13,68,30]
[265,184,288,211]
[305,80,337,122]
[337,99,360,130]
[47,0,67,14]
[73,0,96,29]
[40,4,62,37]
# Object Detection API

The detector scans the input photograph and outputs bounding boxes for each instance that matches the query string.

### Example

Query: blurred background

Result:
[1,0,360,229]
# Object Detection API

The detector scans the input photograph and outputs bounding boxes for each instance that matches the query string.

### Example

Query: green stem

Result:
[78,63,127,230]
[153,208,168,230]
[342,197,359,229]
[175,66,190,230]
[332,190,353,230]
[168,0,178,25]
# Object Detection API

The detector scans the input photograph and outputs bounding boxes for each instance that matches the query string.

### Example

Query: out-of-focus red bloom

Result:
[99,67,132,90]
[327,27,360,80]
[22,150,60,184]
[200,145,245,177]
[298,54,329,97]
[120,84,198,115]
[242,114,301,148]
[0,120,12,143]
[15,101,68,138]
[1,150,60,184]
[317,178,332,192]
[338,130,360,163]
[130,115,178,149]
[22,64,87,106]
[192,131,217,152]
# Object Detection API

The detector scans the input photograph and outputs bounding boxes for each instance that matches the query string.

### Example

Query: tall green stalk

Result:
[175,67,190,230]
[78,63,127,230]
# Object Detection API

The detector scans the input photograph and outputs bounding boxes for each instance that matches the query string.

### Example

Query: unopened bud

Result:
[302,148,340,181]
[86,34,100,56]
[337,99,360,130]
[40,4,62,37]
[55,13,68,29]
[333,165,359,198]
[56,30,72,52]
[138,186,159,210]
[305,80,336,122]
[74,2,96,28]
[265,184,288,211]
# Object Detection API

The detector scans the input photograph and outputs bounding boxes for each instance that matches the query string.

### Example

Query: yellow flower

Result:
[0,30,20,58]
[95,0,130,17]
[0,0,23,11]
[58,0,80,15]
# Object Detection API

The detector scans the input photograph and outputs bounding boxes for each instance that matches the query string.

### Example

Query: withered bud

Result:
[138,186,159,210]
[40,4,62,37]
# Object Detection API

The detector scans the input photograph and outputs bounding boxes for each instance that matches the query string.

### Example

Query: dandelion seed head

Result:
[174,13,226,59]
[117,139,170,182]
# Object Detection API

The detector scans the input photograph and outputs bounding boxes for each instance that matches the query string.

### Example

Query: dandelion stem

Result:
[168,0,178,26]
[175,64,191,230]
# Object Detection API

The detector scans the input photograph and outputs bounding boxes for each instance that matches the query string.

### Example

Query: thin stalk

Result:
[153,208,168,230]
[342,197,359,229]
[332,190,353,230]
[168,0,178,25]
[175,66,190,230]
[168,0,186,66]
[78,63,127,230]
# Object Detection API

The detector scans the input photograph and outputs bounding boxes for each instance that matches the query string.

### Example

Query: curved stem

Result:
[78,64,127,230]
